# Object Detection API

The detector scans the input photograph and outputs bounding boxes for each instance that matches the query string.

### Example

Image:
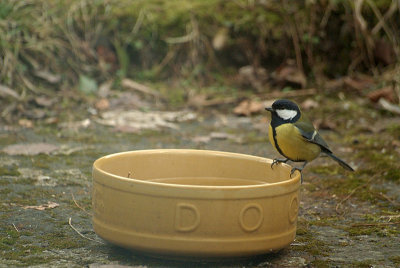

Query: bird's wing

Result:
[294,121,332,153]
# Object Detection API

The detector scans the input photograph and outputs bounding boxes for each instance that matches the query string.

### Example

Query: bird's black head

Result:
[265,99,301,124]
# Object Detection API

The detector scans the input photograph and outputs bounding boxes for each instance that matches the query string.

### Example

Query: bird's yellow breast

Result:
[269,123,321,162]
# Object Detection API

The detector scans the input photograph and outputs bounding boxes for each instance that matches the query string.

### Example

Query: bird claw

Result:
[271,158,289,169]
[290,167,303,184]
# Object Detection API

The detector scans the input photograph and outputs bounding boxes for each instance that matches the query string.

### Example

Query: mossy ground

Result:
[1,94,399,267]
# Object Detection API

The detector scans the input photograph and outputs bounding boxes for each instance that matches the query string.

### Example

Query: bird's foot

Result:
[290,167,304,183]
[271,158,289,169]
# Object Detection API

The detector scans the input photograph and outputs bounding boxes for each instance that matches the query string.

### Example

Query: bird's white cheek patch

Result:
[276,109,298,120]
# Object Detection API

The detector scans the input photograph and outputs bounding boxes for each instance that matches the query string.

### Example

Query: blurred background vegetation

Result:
[0,0,399,117]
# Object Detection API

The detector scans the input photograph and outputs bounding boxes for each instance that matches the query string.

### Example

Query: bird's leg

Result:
[290,161,308,184]
[271,158,289,169]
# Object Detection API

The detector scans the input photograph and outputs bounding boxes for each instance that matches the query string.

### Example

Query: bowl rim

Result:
[93,149,301,191]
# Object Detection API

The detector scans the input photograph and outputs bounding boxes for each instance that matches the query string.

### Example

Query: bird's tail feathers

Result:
[323,151,354,171]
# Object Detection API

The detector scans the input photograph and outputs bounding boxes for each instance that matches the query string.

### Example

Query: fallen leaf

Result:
[212,27,229,51]
[2,143,59,156]
[192,136,211,144]
[35,175,57,187]
[98,80,113,98]
[79,75,98,95]
[96,45,117,66]
[314,118,337,130]
[96,110,196,132]
[45,117,59,125]
[25,108,46,120]
[392,140,400,147]
[95,98,110,110]
[187,92,208,108]
[324,78,344,90]
[343,76,374,91]
[338,147,354,153]
[108,92,144,110]
[248,100,264,114]
[274,60,307,88]
[234,100,251,116]
[34,70,61,84]
[301,99,319,110]
[59,119,91,130]
[35,96,56,107]
[192,132,242,144]
[233,100,264,116]
[210,132,234,140]
[121,78,161,97]
[58,144,93,155]
[23,201,59,211]
[18,119,34,128]
[378,98,400,115]
[367,86,396,103]
[0,84,20,99]
[374,39,395,65]
[238,65,269,91]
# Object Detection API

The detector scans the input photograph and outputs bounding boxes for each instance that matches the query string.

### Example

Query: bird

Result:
[265,99,354,182]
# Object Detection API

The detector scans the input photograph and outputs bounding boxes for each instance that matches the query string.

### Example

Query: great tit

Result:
[265,99,354,181]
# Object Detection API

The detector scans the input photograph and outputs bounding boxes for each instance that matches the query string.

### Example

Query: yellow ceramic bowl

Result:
[92,149,300,258]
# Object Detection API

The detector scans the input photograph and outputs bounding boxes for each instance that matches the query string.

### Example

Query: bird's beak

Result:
[265,107,274,113]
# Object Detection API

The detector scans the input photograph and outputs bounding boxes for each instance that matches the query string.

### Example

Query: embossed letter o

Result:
[288,195,299,224]
[239,203,263,232]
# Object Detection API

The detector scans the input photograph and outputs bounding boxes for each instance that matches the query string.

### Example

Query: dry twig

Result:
[71,192,92,216]
[376,192,400,208]
[351,221,400,227]
[121,78,162,98]
[12,223,19,232]
[336,178,373,214]
[201,88,317,107]
[68,217,104,244]
[0,84,20,99]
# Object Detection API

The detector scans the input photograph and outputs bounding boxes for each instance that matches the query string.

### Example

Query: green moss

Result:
[31,154,54,169]
[294,219,329,257]
[0,164,21,176]
[243,131,266,143]
[295,238,329,256]
[32,159,50,169]
[351,133,400,183]
[0,188,11,195]
[14,178,36,185]
[43,231,84,249]
[347,226,383,236]
[346,214,400,237]
[384,168,400,181]
[310,259,330,268]
[387,124,400,138]
[0,226,52,264]
[0,179,10,185]
[1,245,49,265]
[296,226,308,236]
[0,230,19,248]
[389,255,400,264]
[0,134,18,146]
[309,165,340,175]
[351,260,377,268]
[308,216,340,227]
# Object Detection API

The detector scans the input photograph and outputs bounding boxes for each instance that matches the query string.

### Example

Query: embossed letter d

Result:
[174,203,200,232]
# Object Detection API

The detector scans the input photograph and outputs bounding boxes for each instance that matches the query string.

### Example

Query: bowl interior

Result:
[94,149,295,187]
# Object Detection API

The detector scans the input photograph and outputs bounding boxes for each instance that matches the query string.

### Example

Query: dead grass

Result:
[0,0,399,102]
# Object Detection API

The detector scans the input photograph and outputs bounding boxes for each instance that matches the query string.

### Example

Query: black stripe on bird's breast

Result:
[271,123,290,160]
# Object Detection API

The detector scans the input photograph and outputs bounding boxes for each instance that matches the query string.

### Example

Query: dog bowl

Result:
[92,149,300,258]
